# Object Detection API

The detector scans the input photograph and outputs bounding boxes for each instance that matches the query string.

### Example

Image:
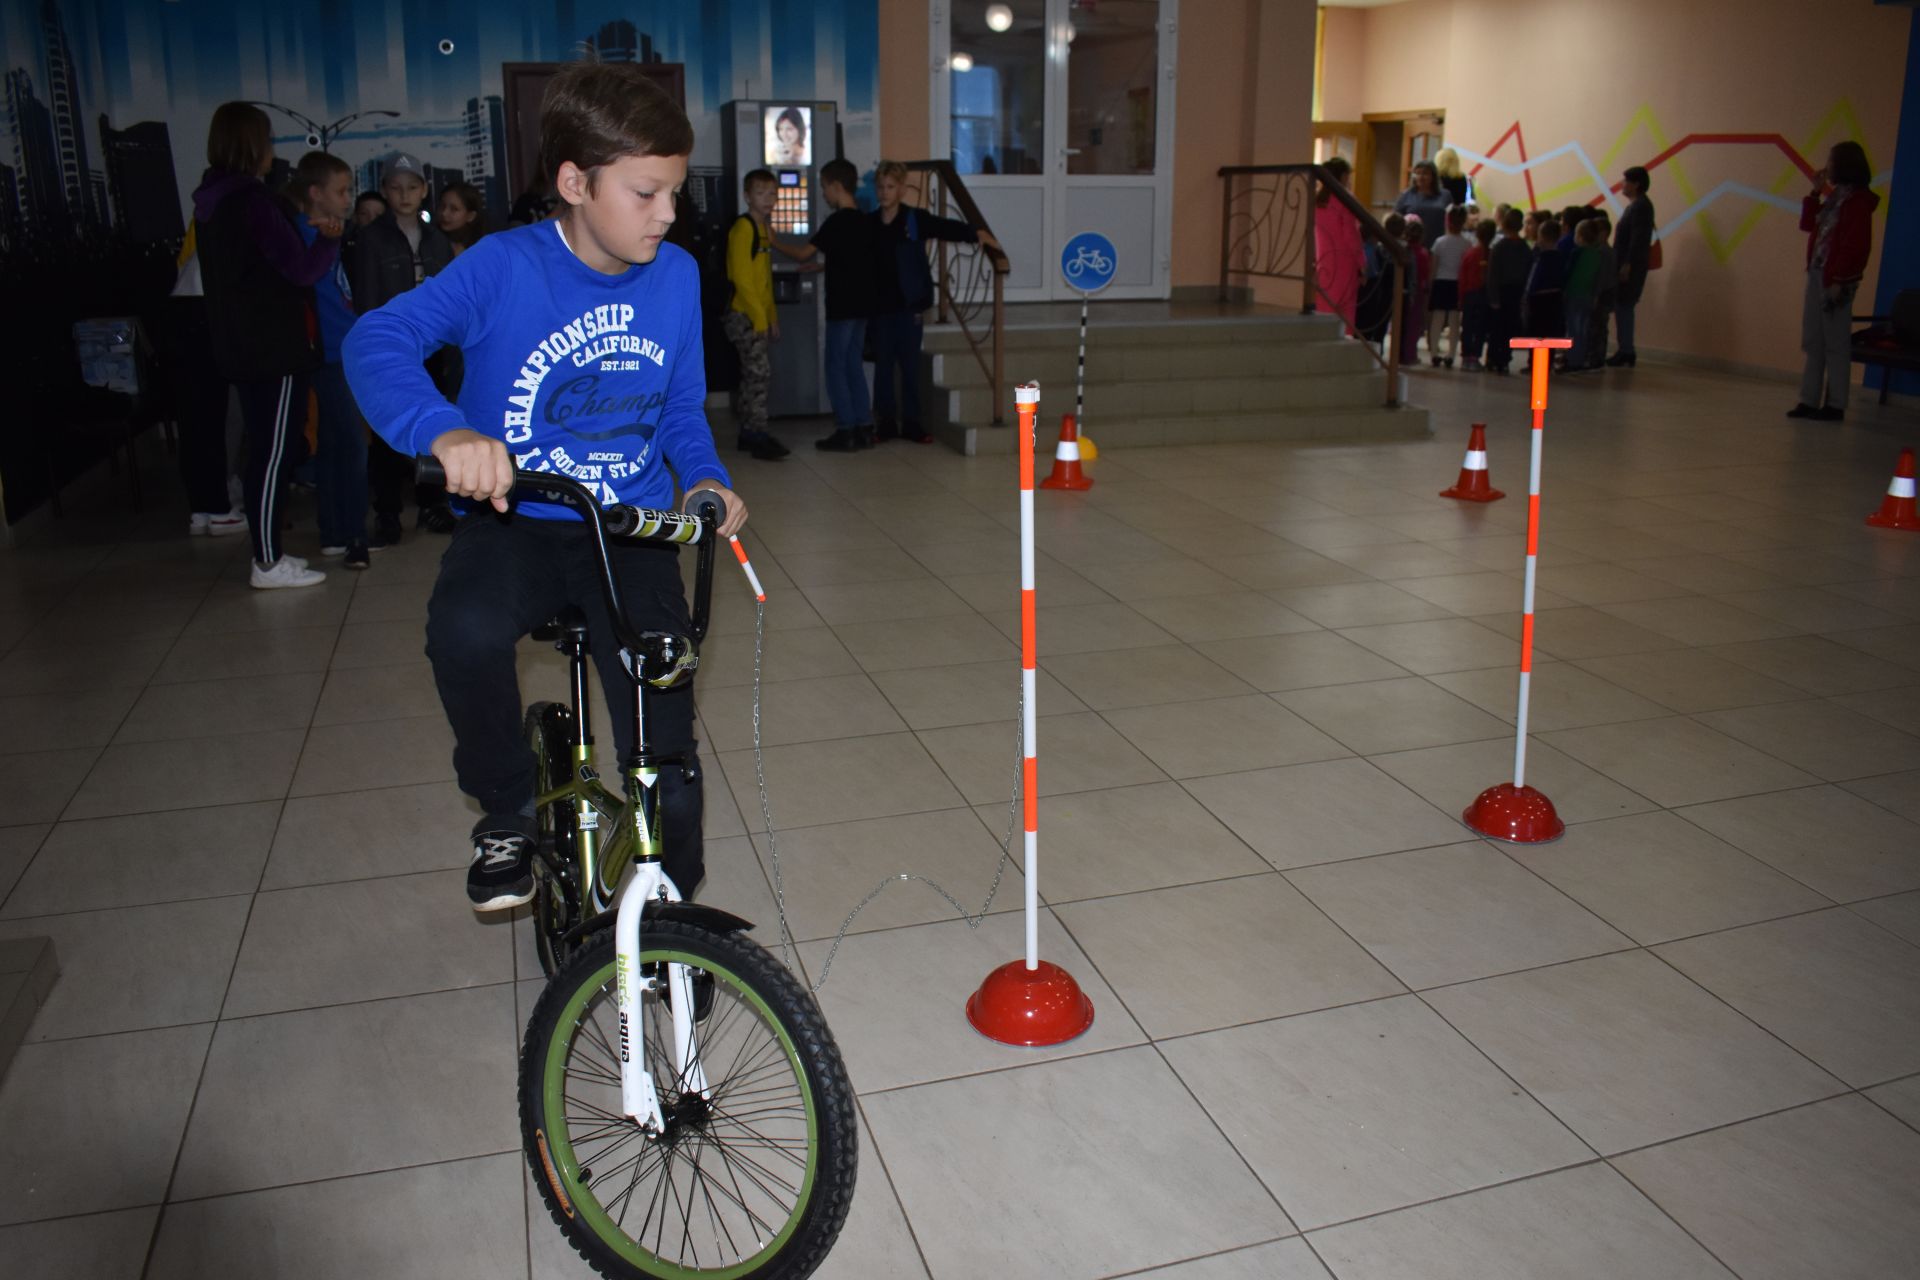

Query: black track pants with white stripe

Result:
[235,373,309,567]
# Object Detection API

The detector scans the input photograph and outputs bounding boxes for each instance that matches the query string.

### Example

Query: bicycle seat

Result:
[531,606,590,645]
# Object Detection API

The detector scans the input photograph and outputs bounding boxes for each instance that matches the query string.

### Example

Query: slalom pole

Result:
[1075,294,1089,444]
[1462,338,1570,844]
[965,381,1094,1046]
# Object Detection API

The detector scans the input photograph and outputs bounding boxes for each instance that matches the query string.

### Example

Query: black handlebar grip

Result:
[603,505,642,538]
[689,489,727,527]
[415,456,447,488]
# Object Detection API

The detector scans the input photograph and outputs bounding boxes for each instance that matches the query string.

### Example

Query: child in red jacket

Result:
[1790,141,1879,422]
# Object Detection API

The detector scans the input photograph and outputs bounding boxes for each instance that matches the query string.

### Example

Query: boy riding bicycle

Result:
[345,61,746,911]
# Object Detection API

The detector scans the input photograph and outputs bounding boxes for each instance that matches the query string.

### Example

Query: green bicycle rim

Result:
[541,946,820,1279]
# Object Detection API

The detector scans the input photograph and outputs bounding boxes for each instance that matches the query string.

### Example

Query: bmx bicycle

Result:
[416,460,856,1280]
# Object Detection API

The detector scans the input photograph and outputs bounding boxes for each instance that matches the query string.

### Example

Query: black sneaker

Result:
[343,540,371,570]
[855,425,876,449]
[468,816,536,911]
[901,424,935,444]
[418,504,459,534]
[815,428,860,452]
[371,515,403,550]
[737,432,791,461]
[1786,403,1821,419]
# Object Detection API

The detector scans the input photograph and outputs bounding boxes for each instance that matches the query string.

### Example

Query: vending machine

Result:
[720,100,839,418]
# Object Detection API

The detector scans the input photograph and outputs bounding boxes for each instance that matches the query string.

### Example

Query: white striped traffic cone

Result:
[1866,448,1920,531]
[1039,413,1094,491]
[1440,422,1504,502]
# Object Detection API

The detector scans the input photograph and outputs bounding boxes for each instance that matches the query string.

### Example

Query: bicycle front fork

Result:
[613,860,709,1133]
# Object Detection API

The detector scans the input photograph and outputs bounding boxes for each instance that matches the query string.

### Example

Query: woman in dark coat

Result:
[1393,160,1452,244]
[1608,165,1656,367]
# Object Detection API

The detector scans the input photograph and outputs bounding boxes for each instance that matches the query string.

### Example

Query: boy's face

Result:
[564,151,686,269]
[383,172,426,218]
[876,173,904,211]
[354,197,386,227]
[438,191,471,230]
[745,179,777,221]
[310,171,352,222]
[821,178,850,206]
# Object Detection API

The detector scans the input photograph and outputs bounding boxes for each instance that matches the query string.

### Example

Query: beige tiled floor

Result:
[2,357,1919,1278]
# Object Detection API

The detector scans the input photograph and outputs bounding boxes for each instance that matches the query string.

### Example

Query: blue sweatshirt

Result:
[344,220,729,520]
[295,211,357,364]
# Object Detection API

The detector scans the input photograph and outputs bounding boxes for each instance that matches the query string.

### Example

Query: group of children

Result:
[1391,200,1621,376]
[723,159,997,455]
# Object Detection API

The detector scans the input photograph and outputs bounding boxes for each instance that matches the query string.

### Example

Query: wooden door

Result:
[501,62,687,200]
[1313,122,1372,204]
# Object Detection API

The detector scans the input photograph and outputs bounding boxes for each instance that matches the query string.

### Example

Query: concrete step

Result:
[931,336,1380,388]
[936,403,1432,456]
[941,368,1392,425]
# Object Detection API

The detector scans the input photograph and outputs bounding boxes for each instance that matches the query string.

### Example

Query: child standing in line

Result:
[1584,216,1617,369]
[723,169,792,461]
[1525,217,1566,339]
[1400,219,1432,366]
[1458,219,1495,371]
[1487,207,1531,375]
[1561,218,1605,371]
[346,152,458,544]
[289,150,372,569]
[1427,205,1470,368]
[778,158,881,452]
[868,159,1000,443]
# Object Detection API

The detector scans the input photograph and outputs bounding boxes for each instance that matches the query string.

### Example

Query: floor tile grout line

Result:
[848,1093,940,1280]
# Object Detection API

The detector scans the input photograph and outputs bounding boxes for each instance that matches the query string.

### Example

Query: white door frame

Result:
[929,0,1178,301]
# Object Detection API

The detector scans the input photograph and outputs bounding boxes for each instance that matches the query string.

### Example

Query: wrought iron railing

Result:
[903,160,1010,425]
[1218,163,1408,408]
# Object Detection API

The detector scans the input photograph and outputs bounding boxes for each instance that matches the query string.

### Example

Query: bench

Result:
[1852,289,1920,405]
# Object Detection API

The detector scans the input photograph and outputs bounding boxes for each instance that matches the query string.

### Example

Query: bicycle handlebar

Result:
[414,456,726,648]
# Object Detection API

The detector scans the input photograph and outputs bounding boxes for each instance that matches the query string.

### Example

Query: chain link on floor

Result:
[746,599,1026,993]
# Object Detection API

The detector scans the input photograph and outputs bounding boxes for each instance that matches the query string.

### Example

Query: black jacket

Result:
[191,168,336,381]
[871,206,978,314]
[344,212,454,315]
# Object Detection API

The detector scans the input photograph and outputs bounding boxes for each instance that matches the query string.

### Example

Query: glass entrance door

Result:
[935,0,1176,301]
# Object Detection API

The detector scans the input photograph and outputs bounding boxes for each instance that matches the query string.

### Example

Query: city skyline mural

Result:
[0,0,880,254]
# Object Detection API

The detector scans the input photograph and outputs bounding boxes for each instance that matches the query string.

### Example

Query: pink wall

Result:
[1320,0,1911,374]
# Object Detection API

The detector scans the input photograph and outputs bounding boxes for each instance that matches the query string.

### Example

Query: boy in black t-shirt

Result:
[777,158,879,452]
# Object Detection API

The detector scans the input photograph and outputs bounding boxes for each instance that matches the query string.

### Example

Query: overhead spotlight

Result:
[986,4,1013,33]
[951,51,975,73]
[437,38,455,55]
[306,131,321,148]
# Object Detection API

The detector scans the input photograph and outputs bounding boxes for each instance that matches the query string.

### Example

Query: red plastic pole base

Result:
[1462,782,1566,844]
[966,959,1095,1047]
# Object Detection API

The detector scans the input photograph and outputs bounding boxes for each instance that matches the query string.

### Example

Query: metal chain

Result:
[747,598,1025,993]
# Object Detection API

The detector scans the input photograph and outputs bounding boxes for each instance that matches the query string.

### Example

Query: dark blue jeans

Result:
[426,514,705,893]
[312,361,369,548]
[824,318,871,427]
[869,309,922,428]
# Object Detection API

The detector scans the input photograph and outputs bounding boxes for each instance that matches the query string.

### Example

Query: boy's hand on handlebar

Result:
[429,428,514,512]
[684,480,748,538]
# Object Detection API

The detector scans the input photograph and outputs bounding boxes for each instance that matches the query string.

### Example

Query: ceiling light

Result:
[951,51,975,72]
[986,4,1014,33]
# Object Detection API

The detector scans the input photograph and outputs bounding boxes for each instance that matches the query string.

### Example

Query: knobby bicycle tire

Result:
[520,922,857,1280]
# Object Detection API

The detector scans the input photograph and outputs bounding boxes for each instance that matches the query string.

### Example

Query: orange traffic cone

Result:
[1039,413,1094,491]
[1440,422,1504,502]
[1867,448,1920,531]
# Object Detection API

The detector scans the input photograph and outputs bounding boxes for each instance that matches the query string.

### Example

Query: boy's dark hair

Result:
[1405,219,1426,243]
[207,101,272,175]
[442,181,485,217]
[1475,220,1497,245]
[1538,218,1562,242]
[291,150,351,203]
[819,158,859,194]
[742,167,776,193]
[541,59,694,189]
[1828,141,1872,187]
[356,191,387,212]
[1383,212,1407,237]
[1446,204,1467,230]
[1501,207,1525,234]
[1622,165,1651,192]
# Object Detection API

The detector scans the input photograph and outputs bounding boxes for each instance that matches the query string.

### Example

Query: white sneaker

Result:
[190,511,249,537]
[250,557,327,590]
[319,544,348,557]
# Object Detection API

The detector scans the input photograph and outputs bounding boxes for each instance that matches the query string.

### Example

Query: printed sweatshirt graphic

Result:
[344,221,730,519]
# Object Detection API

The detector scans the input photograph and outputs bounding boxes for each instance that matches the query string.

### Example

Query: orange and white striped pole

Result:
[727,535,766,602]
[1463,338,1569,844]
[1017,383,1042,968]
[966,381,1095,1046]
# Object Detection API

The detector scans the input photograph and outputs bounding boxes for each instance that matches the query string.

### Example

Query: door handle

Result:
[1062,147,1082,156]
